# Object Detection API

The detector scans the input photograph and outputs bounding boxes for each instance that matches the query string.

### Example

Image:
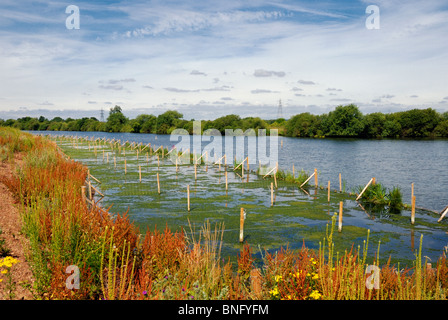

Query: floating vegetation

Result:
[356,181,404,212]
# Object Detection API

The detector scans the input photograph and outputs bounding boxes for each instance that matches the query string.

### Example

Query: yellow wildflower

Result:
[269,287,279,297]
[275,275,282,282]
[309,290,322,300]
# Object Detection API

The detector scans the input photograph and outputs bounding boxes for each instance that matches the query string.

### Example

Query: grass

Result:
[1,127,448,300]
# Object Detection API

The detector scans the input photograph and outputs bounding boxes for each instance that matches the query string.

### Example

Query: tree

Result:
[398,108,441,138]
[323,104,365,137]
[135,114,157,133]
[286,112,320,137]
[106,105,128,132]
[361,112,386,138]
[156,110,183,134]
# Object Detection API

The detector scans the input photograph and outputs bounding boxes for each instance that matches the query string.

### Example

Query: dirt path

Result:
[0,158,34,300]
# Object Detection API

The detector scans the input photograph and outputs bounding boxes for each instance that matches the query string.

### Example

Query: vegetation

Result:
[2,104,448,139]
[356,182,404,212]
[1,127,448,300]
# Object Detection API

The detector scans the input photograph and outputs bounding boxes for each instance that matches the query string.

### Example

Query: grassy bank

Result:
[1,126,447,300]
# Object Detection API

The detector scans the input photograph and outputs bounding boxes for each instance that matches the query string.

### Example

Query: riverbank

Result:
[1,126,448,300]
[0,152,34,299]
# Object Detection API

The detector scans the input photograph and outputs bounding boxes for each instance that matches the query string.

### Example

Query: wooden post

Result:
[339,173,342,192]
[187,185,190,212]
[194,164,197,180]
[372,177,376,185]
[300,171,315,188]
[411,195,416,225]
[139,165,142,182]
[274,170,277,188]
[88,180,92,200]
[271,182,274,206]
[314,168,318,187]
[356,178,374,201]
[239,207,245,243]
[292,164,295,179]
[157,172,160,194]
[176,158,178,173]
[338,201,343,232]
[124,158,127,174]
[225,170,228,191]
[438,206,448,223]
[328,181,331,202]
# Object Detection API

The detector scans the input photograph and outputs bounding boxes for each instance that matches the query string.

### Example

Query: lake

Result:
[32,130,448,211]
[29,130,448,265]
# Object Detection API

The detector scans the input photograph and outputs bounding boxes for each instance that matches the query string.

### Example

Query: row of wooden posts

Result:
[57,135,447,244]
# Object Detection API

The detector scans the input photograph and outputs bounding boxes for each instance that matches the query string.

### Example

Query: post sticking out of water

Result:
[356,178,374,201]
[339,173,342,192]
[328,181,331,202]
[338,201,343,232]
[139,165,142,182]
[124,158,127,174]
[187,185,190,212]
[314,168,318,187]
[411,195,416,225]
[271,182,274,206]
[239,207,245,243]
[225,170,228,191]
[157,172,160,194]
[194,164,197,180]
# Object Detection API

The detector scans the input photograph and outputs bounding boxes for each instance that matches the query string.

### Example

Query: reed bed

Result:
[1,127,447,300]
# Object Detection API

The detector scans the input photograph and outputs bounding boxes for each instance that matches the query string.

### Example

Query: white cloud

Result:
[1,0,447,118]
[297,80,316,85]
[253,69,285,77]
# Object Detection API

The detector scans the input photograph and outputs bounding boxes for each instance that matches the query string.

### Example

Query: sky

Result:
[1,0,448,120]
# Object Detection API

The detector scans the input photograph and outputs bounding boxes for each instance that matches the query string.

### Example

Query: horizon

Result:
[1,0,448,120]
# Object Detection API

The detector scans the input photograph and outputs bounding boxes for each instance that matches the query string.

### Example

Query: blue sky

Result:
[1,0,448,120]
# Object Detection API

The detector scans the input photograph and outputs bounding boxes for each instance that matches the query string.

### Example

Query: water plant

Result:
[356,182,403,211]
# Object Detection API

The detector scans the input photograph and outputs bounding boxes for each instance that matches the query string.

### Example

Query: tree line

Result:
[1,104,448,138]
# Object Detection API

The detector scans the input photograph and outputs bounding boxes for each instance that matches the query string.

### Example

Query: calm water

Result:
[28,130,448,264]
[32,131,448,212]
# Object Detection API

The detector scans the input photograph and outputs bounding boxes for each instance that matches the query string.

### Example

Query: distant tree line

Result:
[1,104,448,139]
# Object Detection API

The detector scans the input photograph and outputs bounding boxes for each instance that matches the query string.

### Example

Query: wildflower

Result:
[309,290,322,300]
[269,287,279,297]
[142,290,148,295]
[312,273,319,280]
[275,275,282,282]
